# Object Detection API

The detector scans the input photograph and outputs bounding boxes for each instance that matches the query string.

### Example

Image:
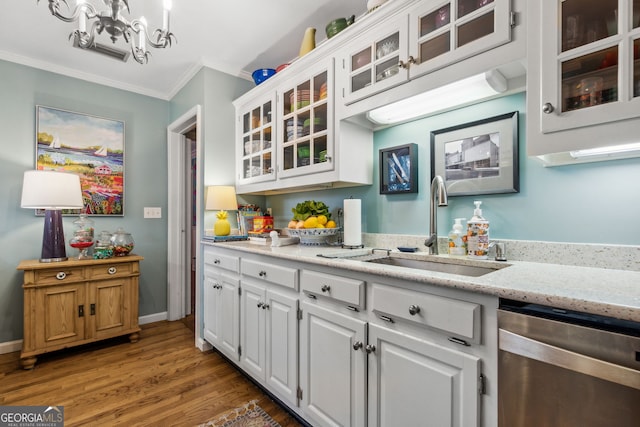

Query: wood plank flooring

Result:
[0,320,304,427]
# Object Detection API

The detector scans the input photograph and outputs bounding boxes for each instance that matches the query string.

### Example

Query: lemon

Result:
[316,224,325,229]
[317,215,328,225]
[325,220,337,228]
[303,216,319,229]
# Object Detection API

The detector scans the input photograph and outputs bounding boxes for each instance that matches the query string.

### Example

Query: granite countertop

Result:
[202,239,640,323]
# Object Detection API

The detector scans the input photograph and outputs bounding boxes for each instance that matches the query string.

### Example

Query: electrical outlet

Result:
[144,207,162,218]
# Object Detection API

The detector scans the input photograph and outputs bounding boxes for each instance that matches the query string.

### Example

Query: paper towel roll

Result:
[343,199,362,247]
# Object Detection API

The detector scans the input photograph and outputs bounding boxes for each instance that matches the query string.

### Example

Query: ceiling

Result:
[0,0,368,100]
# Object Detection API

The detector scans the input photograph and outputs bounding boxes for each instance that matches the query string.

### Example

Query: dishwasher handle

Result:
[499,328,640,390]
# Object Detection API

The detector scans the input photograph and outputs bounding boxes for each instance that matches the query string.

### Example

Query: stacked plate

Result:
[286,118,304,141]
[319,82,328,100]
[290,90,319,111]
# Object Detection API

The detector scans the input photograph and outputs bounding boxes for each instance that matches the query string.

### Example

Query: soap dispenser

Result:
[467,201,489,259]
[448,218,467,256]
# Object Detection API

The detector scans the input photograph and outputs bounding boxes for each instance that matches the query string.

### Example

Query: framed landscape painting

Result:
[36,105,125,215]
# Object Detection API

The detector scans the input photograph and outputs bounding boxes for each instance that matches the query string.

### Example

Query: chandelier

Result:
[38,0,176,64]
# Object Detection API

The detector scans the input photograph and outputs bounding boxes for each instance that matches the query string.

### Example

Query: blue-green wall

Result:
[266,92,640,245]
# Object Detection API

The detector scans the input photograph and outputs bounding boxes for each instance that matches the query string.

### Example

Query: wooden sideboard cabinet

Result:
[17,255,143,369]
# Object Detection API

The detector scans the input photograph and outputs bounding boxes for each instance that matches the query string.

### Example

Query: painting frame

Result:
[36,105,125,216]
[430,111,519,197]
[379,143,418,194]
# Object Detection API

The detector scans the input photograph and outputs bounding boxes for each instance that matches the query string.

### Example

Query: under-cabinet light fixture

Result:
[367,70,508,125]
[569,142,640,159]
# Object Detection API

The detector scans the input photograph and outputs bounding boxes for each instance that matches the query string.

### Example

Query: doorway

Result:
[167,106,204,347]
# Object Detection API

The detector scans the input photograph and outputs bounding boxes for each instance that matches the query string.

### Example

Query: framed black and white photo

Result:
[380,143,418,194]
[430,111,519,196]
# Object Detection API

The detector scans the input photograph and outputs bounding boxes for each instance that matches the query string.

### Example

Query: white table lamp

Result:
[205,186,238,236]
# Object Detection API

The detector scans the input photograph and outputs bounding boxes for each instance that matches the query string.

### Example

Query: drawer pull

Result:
[259,270,267,277]
[306,293,317,299]
[353,341,363,351]
[448,337,470,347]
[214,259,221,264]
[379,315,394,323]
[108,267,117,275]
[365,344,376,354]
[56,272,67,280]
[408,305,421,316]
[346,305,359,312]
[321,284,331,293]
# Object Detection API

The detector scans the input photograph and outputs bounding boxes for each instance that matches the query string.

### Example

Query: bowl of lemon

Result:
[286,201,339,246]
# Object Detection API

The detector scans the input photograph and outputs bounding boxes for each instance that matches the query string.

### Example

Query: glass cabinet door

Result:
[540,0,640,133]
[239,99,274,183]
[280,64,333,178]
[409,0,511,77]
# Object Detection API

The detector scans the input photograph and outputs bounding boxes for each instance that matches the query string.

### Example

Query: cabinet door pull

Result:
[408,305,421,315]
[321,284,331,293]
[78,304,84,317]
[213,259,221,264]
[108,267,117,275]
[542,102,555,114]
[353,341,363,351]
[379,315,394,323]
[257,302,264,308]
[365,344,376,354]
[56,272,67,280]
[262,303,269,310]
[259,270,267,277]
[90,303,96,316]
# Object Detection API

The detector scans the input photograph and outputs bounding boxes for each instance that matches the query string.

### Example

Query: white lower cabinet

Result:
[299,301,367,427]
[203,248,240,361]
[367,324,481,427]
[240,260,299,407]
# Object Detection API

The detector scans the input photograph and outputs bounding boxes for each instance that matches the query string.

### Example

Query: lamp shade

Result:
[21,170,84,209]
[205,186,238,211]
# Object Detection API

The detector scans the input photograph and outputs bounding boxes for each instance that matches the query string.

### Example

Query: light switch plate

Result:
[144,207,162,218]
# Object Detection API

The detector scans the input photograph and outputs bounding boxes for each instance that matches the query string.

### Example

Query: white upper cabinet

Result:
[340,0,513,105]
[236,92,276,186]
[527,0,640,165]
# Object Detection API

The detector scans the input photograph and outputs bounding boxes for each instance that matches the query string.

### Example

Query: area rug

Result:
[198,400,281,427]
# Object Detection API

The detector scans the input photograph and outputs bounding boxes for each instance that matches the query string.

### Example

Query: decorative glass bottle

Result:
[69,214,95,260]
[110,227,135,256]
[94,230,114,259]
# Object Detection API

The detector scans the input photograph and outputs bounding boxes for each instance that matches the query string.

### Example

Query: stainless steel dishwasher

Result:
[498,299,640,427]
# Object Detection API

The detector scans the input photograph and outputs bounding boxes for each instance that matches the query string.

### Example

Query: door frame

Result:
[167,105,203,346]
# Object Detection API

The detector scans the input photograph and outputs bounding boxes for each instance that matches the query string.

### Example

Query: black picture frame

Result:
[430,111,519,196]
[379,143,418,194]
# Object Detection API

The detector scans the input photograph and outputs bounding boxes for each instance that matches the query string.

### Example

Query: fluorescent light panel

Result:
[569,142,640,159]
[367,70,507,125]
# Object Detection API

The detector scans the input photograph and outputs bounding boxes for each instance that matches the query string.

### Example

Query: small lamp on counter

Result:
[20,170,84,262]
[205,185,238,236]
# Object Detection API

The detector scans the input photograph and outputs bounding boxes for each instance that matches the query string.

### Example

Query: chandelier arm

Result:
[43,0,98,23]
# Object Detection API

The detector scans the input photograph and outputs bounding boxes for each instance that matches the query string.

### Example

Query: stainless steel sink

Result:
[364,256,502,277]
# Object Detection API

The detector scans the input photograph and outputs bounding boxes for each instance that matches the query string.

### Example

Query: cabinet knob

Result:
[408,305,421,315]
[259,270,267,277]
[321,284,331,293]
[542,102,555,114]
[55,272,67,280]
[353,341,363,351]
[108,267,117,275]
[398,56,416,69]
[365,344,376,354]
[213,259,221,264]
[262,303,269,310]
[257,302,264,308]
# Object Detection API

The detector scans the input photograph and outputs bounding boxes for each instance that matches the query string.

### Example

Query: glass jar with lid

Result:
[110,228,135,256]
[69,214,94,260]
[94,230,114,259]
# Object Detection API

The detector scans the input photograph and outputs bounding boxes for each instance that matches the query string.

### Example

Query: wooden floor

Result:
[0,320,303,427]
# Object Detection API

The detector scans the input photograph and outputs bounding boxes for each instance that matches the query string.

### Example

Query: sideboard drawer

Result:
[242,259,298,290]
[33,267,85,285]
[372,283,481,343]
[87,262,137,279]
[301,270,365,309]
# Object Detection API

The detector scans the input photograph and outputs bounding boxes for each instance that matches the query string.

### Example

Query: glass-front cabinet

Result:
[342,0,512,104]
[278,59,334,179]
[539,0,640,133]
[237,94,276,186]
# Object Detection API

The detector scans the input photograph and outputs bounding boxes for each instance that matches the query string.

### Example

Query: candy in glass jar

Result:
[69,214,94,260]
[94,230,114,259]
[110,228,134,256]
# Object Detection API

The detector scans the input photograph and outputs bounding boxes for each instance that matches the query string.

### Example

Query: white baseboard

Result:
[0,312,170,354]
[0,339,23,355]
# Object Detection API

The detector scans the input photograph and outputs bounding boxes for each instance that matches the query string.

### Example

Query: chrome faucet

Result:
[425,175,448,254]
